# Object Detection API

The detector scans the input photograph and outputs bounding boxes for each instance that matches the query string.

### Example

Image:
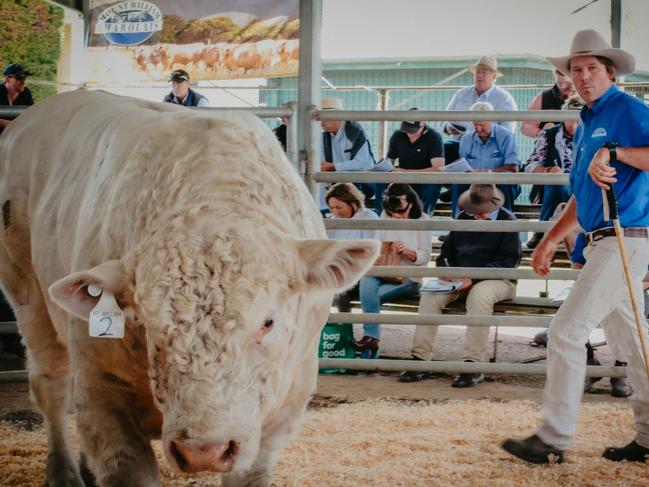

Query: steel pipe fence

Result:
[318,359,626,378]
[330,313,552,327]
[325,219,555,232]
[315,109,580,123]
[365,266,578,280]
[0,322,17,334]
[316,172,569,185]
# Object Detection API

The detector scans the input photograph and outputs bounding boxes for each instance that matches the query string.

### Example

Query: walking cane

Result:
[602,167,649,382]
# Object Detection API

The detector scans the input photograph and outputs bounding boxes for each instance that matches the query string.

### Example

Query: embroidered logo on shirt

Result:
[591,127,607,138]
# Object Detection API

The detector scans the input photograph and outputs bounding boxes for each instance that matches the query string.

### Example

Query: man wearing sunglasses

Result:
[163,69,208,107]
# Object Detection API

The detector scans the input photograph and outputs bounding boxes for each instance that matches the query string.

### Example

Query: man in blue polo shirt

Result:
[503,30,649,465]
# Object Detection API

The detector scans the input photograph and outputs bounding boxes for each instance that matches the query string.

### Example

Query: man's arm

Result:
[495,130,521,172]
[495,92,518,133]
[332,141,374,171]
[589,146,649,190]
[532,196,579,276]
[520,92,543,139]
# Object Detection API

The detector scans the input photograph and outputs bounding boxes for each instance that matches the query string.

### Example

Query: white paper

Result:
[551,285,573,303]
[440,158,472,173]
[371,158,394,172]
[89,291,125,339]
[420,278,466,293]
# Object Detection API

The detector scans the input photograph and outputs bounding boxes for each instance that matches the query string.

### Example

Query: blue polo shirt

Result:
[570,85,649,231]
[459,124,521,171]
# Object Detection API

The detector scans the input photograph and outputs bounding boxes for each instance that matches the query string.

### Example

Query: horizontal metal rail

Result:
[0,370,28,383]
[329,313,552,327]
[0,321,17,334]
[316,109,579,122]
[325,218,554,232]
[318,358,626,378]
[365,266,578,280]
[316,172,570,185]
[0,106,294,120]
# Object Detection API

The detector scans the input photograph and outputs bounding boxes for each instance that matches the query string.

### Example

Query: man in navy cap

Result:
[0,63,34,131]
[163,69,208,107]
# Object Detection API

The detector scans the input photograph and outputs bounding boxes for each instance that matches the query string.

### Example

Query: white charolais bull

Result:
[0,90,378,486]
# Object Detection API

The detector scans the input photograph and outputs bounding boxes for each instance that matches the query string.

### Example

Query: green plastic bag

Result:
[318,323,355,374]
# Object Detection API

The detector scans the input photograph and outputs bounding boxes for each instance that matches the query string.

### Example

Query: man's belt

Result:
[584,227,649,245]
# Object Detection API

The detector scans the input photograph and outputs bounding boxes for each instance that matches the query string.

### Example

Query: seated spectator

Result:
[521,69,575,139]
[319,97,375,210]
[523,95,584,249]
[326,183,379,312]
[530,232,634,397]
[357,184,433,359]
[451,102,521,216]
[163,69,208,107]
[400,184,521,387]
[442,56,517,164]
[374,108,445,215]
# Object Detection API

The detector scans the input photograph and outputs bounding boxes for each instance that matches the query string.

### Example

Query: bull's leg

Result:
[74,382,160,487]
[16,293,84,487]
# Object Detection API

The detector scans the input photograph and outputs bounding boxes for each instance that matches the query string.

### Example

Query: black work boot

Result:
[610,361,633,398]
[602,440,649,462]
[584,343,602,393]
[501,435,565,464]
[398,356,427,382]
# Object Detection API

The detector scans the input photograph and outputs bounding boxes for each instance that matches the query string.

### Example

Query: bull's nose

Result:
[169,438,240,473]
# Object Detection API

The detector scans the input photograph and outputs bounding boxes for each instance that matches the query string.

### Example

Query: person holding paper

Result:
[399,184,521,387]
[442,56,517,163]
[356,184,433,359]
[373,108,445,214]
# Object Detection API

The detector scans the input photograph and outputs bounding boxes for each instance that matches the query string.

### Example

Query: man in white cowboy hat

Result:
[399,184,521,387]
[442,56,517,163]
[503,29,649,464]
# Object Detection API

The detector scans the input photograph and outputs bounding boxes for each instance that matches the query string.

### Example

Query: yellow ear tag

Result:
[88,289,125,339]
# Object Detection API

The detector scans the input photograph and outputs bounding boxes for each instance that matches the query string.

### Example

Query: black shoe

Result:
[398,370,426,382]
[438,189,452,203]
[602,440,649,462]
[611,361,633,397]
[451,372,484,388]
[502,435,565,464]
[525,233,544,249]
[529,329,548,348]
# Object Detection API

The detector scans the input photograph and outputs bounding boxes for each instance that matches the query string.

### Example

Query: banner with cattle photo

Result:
[86,0,299,83]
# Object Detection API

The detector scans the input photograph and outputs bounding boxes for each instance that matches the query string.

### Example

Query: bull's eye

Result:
[263,319,274,329]
[255,318,275,345]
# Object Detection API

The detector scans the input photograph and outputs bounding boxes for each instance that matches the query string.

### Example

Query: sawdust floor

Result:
[1,327,643,486]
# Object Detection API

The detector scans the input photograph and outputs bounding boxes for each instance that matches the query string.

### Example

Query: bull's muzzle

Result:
[169,438,240,473]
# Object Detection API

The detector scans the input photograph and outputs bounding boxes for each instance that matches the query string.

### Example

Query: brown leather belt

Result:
[584,226,648,245]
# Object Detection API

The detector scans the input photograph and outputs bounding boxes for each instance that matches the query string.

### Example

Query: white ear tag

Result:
[89,290,125,339]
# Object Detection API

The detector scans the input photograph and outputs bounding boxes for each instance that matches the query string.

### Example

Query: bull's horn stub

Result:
[89,291,125,339]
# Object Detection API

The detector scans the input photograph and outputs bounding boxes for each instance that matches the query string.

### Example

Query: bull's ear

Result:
[295,239,379,292]
[48,259,127,321]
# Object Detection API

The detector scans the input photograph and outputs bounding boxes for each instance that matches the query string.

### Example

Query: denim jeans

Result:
[359,276,421,340]
[373,183,441,215]
[539,184,571,221]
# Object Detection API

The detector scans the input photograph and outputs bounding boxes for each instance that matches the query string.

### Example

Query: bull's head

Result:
[48,222,378,475]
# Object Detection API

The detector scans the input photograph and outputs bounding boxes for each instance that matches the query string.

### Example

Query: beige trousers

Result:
[412,279,517,362]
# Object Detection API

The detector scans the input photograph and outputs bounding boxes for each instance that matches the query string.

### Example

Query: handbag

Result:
[318,323,356,374]
[374,241,404,284]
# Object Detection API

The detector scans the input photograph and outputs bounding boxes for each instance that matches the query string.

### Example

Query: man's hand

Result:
[445,123,463,136]
[546,166,563,174]
[321,162,335,172]
[531,236,559,277]
[393,167,405,172]
[588,147,617,190]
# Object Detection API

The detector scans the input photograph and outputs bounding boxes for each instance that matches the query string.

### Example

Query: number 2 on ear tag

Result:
[89,291,125,339]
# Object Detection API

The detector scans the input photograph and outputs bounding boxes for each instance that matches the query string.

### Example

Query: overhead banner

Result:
[86,0,299,83]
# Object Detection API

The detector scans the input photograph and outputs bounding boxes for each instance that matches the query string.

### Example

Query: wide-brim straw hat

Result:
[458,184,505,214]
[546,29,636,77]
[468,56,503,78]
